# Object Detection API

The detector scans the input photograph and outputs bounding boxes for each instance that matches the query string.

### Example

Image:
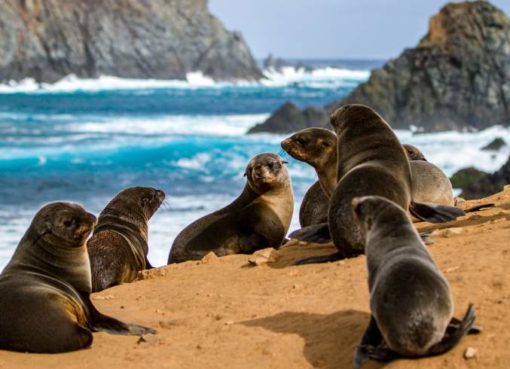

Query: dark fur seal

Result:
[351,195,478,368]
[298,181,329,226]
[88,187,165,292]
[294,105,464,264]
[281,128,336,227]
[168,153,294,263]
[0,202,155,353]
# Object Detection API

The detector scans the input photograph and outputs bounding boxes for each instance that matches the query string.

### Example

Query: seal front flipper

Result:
[409,201,465,223]
[426,304,477,356]
[288,222,331,243]
[353,316,384,369]
[82,293,157,336]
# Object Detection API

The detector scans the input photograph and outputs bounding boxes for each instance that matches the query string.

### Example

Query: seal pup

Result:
[295,105,464,264]
[168,153,294,263]
[88,187,165,292]
[281,128,336,227]
[351,195,478,368]
[0,202,155,353]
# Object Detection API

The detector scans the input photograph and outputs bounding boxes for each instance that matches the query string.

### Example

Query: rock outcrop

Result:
[247,102,329,134]
[0,0,262,83]
[255,1,510,133]
[457,156,510,199]
[482,137,507,151]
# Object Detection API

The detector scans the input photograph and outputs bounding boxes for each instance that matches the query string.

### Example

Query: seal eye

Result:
[63,219,74,228]
[321,141,330,148]
[296,137,307,145]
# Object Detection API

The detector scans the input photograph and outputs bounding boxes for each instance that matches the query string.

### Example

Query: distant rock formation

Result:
[458,155,510,199]
[0,0,262,83]
[254,1,510,134]
[247,102,329,134]
[481,137,507,151]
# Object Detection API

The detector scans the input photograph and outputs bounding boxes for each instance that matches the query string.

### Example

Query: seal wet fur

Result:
[168,153,294,263]
[294,105,464,264]
[0,202,155,353]
[88,186,165,292]
[351,195,479,368]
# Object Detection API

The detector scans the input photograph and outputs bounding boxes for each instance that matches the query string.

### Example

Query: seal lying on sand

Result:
[351,195,479,368]
[88,187,165,292]
[294,105,465,264]
[403,144,456,206]
[168,153,294,263]
[281,128,337,227]
[0,202,155,353]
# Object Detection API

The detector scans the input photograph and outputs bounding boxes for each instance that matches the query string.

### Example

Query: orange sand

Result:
[1,187,509,369]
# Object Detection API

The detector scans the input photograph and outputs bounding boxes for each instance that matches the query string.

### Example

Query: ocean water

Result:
[1,61,509,268]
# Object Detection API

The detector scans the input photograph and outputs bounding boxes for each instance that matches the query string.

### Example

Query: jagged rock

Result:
[257,1,510,133]
[482,137,507,151]
[247,102,329,134]
[461,155,510,199]
[450,167,489,189]
[0,0,262,83]
[262,54,288,71]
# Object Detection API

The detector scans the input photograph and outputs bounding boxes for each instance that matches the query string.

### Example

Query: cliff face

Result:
[0,0,262,83]
[337,1,510,131]
[255,1,510,133]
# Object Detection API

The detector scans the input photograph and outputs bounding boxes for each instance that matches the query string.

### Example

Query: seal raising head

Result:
[88,187,165,292]
[168,153,294,264]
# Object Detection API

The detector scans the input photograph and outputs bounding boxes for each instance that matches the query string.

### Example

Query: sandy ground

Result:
[1,187,510,369]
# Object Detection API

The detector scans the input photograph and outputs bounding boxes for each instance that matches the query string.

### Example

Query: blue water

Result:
[1,60,509,267]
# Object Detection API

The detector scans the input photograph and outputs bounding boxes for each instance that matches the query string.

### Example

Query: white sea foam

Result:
[395,126,510,175]
[0,66,370,94]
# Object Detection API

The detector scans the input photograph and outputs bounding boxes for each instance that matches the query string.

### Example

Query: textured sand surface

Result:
[1,187,509,369]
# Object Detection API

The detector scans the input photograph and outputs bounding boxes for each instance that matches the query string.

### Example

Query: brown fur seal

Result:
[281,128,337,227]
[168,153,294,263]
[88,187,165,292]
[0,202,155,353]
[403,143,455,206]
[351,195,478,367]
[298,181,329,226]
[294,105,464,264]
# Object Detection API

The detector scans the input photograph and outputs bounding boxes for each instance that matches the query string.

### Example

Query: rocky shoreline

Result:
[254,1,510,134]
[0,0,262,83]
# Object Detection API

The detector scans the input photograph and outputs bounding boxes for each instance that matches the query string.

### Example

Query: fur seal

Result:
[294,105,464,264]
[168,153,294,263]
[0,202,155,353]
[298,181,329,227]
[281,128,337,227]
[351,195,478,367]
[88,187,165,292]
[403,143,455,206]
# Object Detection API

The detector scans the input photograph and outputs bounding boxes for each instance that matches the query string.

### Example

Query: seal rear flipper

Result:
[288,222,331,243]
[294,251,345,265]
[426,304,476,356]
[81,293,157,336]
[464,203,495,213]
[409,201,465,223]
[353,316,385,369]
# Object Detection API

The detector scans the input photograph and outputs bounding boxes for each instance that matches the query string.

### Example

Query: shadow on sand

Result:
[241,309,385,369]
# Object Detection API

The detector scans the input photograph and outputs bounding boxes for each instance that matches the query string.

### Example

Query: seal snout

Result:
[155,189,166,203]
